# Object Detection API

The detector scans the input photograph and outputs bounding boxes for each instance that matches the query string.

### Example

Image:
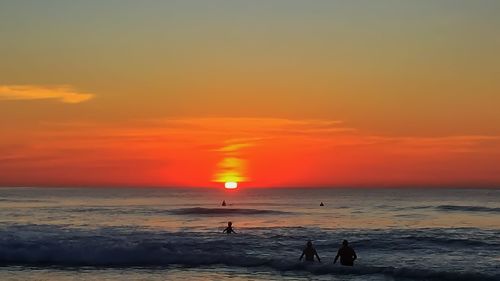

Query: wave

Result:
[31,206,291,216]
[1,245,497,281]
[350,236,497,250]
[1,225,499,280]
[390,204,500,214]
[32,206,292,216]
[436,205,500,213]
[0,198,46,203]
[168,207,290,215]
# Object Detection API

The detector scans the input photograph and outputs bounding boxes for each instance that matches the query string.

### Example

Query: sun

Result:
[224,181,238,189]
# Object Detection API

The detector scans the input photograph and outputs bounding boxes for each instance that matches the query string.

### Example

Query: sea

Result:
[0,187,499,281]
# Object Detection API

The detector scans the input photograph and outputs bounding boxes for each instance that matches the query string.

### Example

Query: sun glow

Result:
[224,182,238,189]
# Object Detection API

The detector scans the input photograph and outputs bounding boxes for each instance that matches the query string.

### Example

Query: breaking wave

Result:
[1,224,499,280]
[1,245,497,281]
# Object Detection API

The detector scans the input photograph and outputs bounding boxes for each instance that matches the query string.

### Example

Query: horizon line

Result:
[1,184,499,190]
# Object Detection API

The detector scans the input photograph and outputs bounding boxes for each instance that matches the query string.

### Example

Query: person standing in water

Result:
[223,221,236,234]
[299,240,321,262]
[334,240,357,266]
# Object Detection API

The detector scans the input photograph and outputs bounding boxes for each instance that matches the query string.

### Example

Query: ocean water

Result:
[0,187,499,281]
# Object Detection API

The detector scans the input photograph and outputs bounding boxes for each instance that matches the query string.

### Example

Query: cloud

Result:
[37,117,499,154]
[2,116,500,187]
[215,142,254,153]
[8,117,500,159]
[155,117,353,136]
[0,85,94,104]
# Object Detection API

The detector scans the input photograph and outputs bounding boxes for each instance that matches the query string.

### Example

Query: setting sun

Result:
[1,1,499,280]
[224,182,238,189]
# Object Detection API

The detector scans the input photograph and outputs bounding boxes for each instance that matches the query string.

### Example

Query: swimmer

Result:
[334,240,357,266]
[223,221,237,234]
[299,240,321,262]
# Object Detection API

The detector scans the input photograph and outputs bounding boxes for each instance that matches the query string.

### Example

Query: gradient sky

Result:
[1,0,499,188]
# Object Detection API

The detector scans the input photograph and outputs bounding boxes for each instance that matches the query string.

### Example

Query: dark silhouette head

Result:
[228,221,232,227]
[306,240,313,247]
[343,240,349,246]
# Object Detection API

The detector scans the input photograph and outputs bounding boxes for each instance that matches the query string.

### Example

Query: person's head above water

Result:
[342,240,349,246]
[228,221,232,227]
[306,240,313,247]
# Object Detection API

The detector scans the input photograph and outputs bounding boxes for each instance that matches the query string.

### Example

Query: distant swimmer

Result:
[320,202,324,206]
[299,240,321,262]
[334,240,357,266]
[223,221,236,234]
[222,200,226,206]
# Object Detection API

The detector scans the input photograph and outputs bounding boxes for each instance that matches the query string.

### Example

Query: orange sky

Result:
[1,1,499,188]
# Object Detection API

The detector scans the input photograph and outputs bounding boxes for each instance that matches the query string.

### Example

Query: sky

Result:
[1,0,499,188]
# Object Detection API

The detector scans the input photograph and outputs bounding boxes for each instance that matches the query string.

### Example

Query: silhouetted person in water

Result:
[223,221,236,234]
[320,202,324,206]
[299,240,321,262]
[222,200,226,206]
[334,240,357,266]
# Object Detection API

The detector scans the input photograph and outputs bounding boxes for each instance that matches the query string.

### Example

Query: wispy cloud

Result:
[34,117,499,153]
[156,117,353,136]
[2,116,500,187]
[0,85,94,104]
